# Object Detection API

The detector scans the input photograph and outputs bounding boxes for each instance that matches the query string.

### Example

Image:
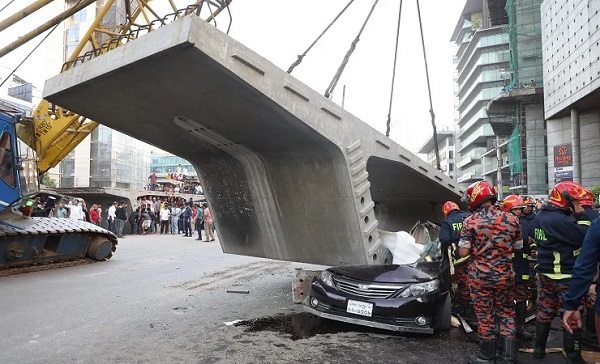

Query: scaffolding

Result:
[485,0,546,194]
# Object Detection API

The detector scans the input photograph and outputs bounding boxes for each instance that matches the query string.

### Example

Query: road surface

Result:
[0,233,581,363]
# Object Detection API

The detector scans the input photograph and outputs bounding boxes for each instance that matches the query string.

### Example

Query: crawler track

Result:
[0,258,99,277]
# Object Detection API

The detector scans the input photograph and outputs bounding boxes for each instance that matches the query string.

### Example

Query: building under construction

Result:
[453,0,547,196]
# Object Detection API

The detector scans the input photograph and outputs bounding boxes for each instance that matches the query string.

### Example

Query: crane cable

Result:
[0,0,87,89]
[0,0,16,15]
[324,0,379,99]
[416,0,440,170]
[287,0,356,74]
[385,0,403,137]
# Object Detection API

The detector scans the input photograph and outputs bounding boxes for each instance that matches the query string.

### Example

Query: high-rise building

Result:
[452,0,548,197]
[451,0,511,185]
[59,1,156,189]
[417,130,456,179]
[541,0,600,189]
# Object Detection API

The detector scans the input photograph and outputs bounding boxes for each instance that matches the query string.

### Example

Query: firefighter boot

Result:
[516,302,535,340]
[501,337,519,363]
[468,339,496,364]
[533,321,551,359]
[564,328,593,363]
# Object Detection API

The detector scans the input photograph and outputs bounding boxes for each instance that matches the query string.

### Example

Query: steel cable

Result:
[385,0,403,137]
[324,0,379,99]
[287,0,356,74]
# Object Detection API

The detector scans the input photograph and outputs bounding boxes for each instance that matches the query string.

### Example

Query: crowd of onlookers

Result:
[123,196,214,241]
[29,194,215,241]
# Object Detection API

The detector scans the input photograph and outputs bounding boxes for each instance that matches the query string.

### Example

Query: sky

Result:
[0,0,465,153]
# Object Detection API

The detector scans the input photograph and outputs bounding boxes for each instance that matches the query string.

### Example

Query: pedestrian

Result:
[159,204,170,234]
[531,181,591,361]
[149,208,157,234]
[171,204,181,234]
[115,201,127,238]
[148,172,158,191]
[129,207,140,235]
[502,195,535,340]
[202,202,215,242]
[141,208,151,235]
[108,201,117,233]
[182,203,192,237]
[68,199,85,221]
[89,204,101,225]
[458,181,522,363]
[562,216,600,355]
[439,200,471,317]
[195,204,204,240]
[56,202,68,218]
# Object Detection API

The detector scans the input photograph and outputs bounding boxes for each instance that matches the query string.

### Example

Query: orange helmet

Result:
[464,181,497,211]
[442,201,460,218]
[502,195,525,212]
[523,196,535,206]
[548,181,586,208]
[580,189,594,207]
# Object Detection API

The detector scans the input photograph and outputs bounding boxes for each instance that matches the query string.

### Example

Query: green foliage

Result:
[591,185,600,199]
[42,174,57,189]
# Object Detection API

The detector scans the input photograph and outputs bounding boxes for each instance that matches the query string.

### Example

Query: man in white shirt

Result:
[68,199,85,221]
[108,201,117,233]
[159,205,170,234]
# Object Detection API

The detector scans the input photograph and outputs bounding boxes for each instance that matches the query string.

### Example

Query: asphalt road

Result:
[0,233,587,363]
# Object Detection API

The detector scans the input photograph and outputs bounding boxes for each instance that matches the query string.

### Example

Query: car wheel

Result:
[435,292,452,331]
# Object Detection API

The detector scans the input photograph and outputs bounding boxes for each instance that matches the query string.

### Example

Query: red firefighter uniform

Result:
[459,181,522,364]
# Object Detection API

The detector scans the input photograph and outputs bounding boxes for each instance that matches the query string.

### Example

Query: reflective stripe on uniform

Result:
[521,274,530,280]
[541,272,572,279]
[573,248,581,257]
[577,220,591,226]
[454,255,469,265]
[553,251,561,274]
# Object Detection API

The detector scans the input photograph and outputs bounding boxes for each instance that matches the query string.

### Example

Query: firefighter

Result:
[522,196,539,314]
[458,181,522,363]
[562,215,600,350]
[502,195,535,341]
[531,181,591,362]
[439,201,471,315]
[581,189,600,222]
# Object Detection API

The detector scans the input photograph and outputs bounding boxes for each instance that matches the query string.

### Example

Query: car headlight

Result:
[398,280,439,298]
[320,270,335,288]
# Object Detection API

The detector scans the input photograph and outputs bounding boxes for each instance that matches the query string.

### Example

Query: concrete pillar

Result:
[571,109,581,184]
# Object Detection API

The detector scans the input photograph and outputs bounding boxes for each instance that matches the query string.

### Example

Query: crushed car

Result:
[303,221,451,334]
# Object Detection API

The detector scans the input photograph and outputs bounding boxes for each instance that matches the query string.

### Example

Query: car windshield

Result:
[416,238,442,263]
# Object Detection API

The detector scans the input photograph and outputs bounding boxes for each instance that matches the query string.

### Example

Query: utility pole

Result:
[496,136,503,200]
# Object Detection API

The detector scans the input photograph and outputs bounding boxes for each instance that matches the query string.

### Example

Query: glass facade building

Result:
[452,8,510,184]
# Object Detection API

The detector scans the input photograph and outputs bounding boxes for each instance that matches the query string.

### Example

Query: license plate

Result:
[346,299,373,317]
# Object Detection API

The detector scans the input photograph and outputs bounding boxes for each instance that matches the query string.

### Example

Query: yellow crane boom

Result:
[5,0,231,174]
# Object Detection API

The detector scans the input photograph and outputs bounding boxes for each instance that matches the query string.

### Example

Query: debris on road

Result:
[226,289,250,294]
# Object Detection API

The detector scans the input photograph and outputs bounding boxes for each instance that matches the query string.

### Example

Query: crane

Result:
[1,0,232,174]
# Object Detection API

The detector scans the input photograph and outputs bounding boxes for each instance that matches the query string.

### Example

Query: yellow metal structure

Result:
[9,0,232,174]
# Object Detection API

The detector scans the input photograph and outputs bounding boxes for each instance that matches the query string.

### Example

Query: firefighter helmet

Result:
[464,181,497,211]
[580,189,595,207]
[502,195,525,212]
[442,201,460,218]
[523,196,536,206]
[548,181,586,208]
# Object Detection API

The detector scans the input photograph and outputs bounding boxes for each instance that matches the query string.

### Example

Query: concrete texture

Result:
[43,15,463,266]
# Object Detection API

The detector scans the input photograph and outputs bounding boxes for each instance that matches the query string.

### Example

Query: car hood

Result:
[329,263,440,284]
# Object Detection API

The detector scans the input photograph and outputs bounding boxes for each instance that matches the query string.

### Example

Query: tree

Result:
[42,174,57,189]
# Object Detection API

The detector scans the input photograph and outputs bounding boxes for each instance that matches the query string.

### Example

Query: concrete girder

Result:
[44,15,464,266]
